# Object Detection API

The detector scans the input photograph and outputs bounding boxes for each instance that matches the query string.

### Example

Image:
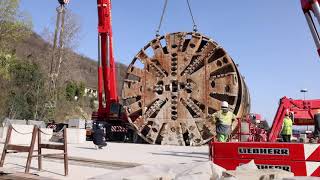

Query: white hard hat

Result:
[221,101,228,108]
[58,0,69,5]
[285,109,290,116]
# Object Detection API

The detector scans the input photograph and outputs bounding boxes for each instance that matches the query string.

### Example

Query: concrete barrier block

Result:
[39,128,53,142]
[9,125,34,145]
[2,119,27,127]
[0,127,8,142]
[68,119,86,129]
[28,120,46,128]
[66,128,86,144]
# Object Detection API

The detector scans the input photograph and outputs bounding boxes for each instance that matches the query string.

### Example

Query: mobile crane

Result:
[52,0,133,141]
[91,0,132,141]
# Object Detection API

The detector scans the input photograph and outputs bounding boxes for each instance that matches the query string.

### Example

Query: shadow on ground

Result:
[75,147,98,150]
[151,151,208,160]
[5,163,65,176]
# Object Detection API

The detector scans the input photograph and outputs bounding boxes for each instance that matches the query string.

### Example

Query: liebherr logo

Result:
[256,164,291,172]
[238,147,290,156]
[238,163,292,172]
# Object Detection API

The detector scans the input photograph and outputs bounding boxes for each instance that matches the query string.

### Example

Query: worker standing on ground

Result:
[281,111,293,142]
[93,123,107,149]
[313,110,320,142]
[211,101,237,142]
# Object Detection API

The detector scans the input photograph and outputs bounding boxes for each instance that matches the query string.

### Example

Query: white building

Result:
[84,87,97,98]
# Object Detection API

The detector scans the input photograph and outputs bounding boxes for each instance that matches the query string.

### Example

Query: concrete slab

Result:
[66,128,86,144]
[68,142,209,165]
[9,125,34,145]
[89,161,225,180]
[0,142,209,179]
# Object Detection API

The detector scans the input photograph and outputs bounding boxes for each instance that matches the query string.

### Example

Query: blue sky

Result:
[20,0,320,122]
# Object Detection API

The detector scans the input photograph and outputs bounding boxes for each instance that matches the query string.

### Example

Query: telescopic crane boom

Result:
[301,0,320,56]
[97,0,119,118]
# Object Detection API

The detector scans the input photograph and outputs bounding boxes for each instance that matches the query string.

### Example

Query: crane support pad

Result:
[209,141,320,176]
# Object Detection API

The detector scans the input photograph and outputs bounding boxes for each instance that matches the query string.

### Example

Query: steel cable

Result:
[9,124,33,135]
[156,0,168,37]
[38,125,66,137]
[186,0,198,32]
[37,127,54,136]
[156,0,198,36]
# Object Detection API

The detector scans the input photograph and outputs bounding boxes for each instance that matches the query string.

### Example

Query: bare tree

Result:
[41,6,82,121]
[42,8,82,80]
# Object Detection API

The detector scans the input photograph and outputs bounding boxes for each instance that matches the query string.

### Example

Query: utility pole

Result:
[47,0,69,121]
[300,88,309,131]
[300,89,308,101]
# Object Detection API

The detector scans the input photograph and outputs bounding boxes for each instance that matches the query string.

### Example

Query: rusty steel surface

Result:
[122,32,250,146]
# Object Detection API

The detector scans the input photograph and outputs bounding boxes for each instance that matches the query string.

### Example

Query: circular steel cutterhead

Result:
[122,32,250,146]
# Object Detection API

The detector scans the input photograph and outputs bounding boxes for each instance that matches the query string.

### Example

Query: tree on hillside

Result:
[0,0,32,51]
[0,53,15,120]
[0,0,34,121]
[0,52,13,80]
[6,59,47,120]
[65,81,85,101]
[0,52,47,120]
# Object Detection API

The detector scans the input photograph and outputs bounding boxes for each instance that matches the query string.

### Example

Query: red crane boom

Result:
[97,0,118,118]
[268,97,320,142]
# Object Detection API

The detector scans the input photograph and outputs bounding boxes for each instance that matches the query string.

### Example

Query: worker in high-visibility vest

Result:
[211,101,237,142]
[281,111,293,142]
[313,110,320,142]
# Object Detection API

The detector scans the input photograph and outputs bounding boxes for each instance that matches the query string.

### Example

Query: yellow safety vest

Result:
[212,110,236,126]
[281,117,293,135]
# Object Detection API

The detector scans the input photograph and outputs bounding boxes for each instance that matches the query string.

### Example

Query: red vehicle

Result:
[268,97,320,142]
[210,97,320,176]
[210,1,320,176]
